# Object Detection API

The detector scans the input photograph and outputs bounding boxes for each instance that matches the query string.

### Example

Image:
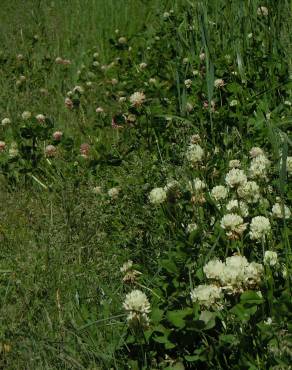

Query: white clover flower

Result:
[226,200,249,217]
[245,262,264,286]
[249,216,271,241]
[186,102,194,112]
[257,6,268,16]
[249,147,264,158]
[199,52,205,61]
[237,181,260,203]
[118,36,127,44]
[21,111,31,120]
[229,159,241,168]
[264,317,273,325]
[184,79,192,89]
[163,11,170,19]
[139,62,147,69]
[120,260,133,273]
[36,114,45,122]
[192,69,199,76]
[225,168,247,188]
[264,251,278,267]
[73,85,84,94]
[92,186,102,194]
[186,143,204,165]
[203,259,224,280]
[229,100,238,107]
[186,223,198,233]
[192,178,206,192]
[123,290,151,327]
[149,187,167,204]
[211,185,228,202]
[149,78,156,84]
[214,79,225,88]
[220,213,247,239]
[249,155,270,179]
[129,92,146,107]
[45,145,57,157]
[286,157,292,176]
[108,187,120,199]
[96,107,104,113]
[272,203,291,219]
[1,118,11,125]
[190,284,222,309]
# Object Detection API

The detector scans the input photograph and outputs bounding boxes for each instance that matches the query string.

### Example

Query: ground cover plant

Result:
[0,0,291,369]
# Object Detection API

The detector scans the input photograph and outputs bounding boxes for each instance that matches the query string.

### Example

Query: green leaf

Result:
[167,308,193,328]
[151,308,164,324]
[240,291,263,305]
[199,311,216,329]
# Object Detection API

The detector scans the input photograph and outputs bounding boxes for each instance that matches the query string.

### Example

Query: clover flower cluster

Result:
[203,255,263,295]
[123,290,151,327]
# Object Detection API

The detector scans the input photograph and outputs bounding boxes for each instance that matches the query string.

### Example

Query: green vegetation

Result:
[0,0,291,368]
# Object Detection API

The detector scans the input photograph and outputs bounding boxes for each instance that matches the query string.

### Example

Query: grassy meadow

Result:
[0,1,291,369]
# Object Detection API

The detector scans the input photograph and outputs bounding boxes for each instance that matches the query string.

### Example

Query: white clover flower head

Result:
[214,78,225,88]
[245,262,264,286]
[65,97,73,109]
[286,157,292,176]
[92,186,102,194]
[119,96,127,103]
[73,85,84,94]
[249,154,270,179]
[257,6,268,16]
[264,251,278,267]
[225,168,247,188]
[93,52,99,59]
[96,107,104,113]
[192,69,199,76]
[186,223,198,233]
[139,62,147,69]
[108,187,120,199]
[203,259,225,280]
[1,118,11,125]
[229,99,238,107]
[120,260,133,273]
[36,114,45,123]
[220,213,247,239]
[272,203,291,219]
[123,290,150,327]
[149,78,156,84]
[53,131,63,141]
[118,36,127,44]
[192,178,206,192]
[264,317,273,325]
[237,181,260,203]
[22,111,31,120]
[45,144,57,158]
[226,199,249,217]
[186,102,194,112]
[211,185,228,202]
[92,61,100,67]
[129,92,146,107]
[199,52,205,61]
[190,284,222,309]
[0,141,6,152]
[183,57,189,64]
[249,216,271,241]
[249,147,264,158]
[184,79,192,89]
[163,12,170,19]
[229,159,241,168]
[186,143,204,165]
[149,187,167,204]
